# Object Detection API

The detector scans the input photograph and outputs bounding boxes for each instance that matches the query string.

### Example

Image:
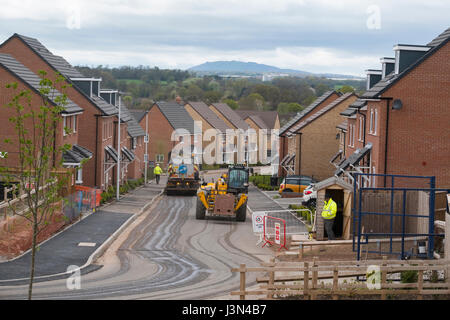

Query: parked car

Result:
[278,175,317,194]
[301,184,317,208]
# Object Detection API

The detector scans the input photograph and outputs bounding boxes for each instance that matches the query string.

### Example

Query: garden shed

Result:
[315,177,353,241]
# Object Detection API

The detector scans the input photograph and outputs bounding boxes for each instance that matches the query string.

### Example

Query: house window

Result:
[73,115,78,133]
[374,109,378,135]
[348,125,352,147]
[348,125,355,147]
[372,166,376,187]
[156,154,164,163]
[63,116,67,136]
[76,167,83,184]
[358,117,363,142]
[369,108,378,135]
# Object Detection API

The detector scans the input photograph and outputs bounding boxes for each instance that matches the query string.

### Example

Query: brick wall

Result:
[369,41,450,188]
[299,95,358,181]
[0,67,75,168]
[0,37,111,189]
[147,104,176,168]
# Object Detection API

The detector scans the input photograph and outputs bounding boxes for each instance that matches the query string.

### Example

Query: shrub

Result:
[401,270,418,283]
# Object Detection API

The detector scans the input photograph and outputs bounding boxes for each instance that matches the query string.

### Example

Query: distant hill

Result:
[188,61,363,80]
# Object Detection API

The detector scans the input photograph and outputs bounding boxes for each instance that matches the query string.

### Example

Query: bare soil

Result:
[0,207,68,260]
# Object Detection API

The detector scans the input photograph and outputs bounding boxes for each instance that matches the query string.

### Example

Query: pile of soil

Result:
[0,207,67,260]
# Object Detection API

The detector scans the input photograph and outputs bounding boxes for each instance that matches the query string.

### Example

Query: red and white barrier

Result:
[263,215,287,251]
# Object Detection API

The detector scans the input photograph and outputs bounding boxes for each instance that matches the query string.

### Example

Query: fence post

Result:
[304,262,309,300]
[381,256,387,300]
[332,266,339,300]
[417,269,423,300]
[267,258,275,300]
[311,256,318,300]
[298,243,303,260]
[239,264,246,300]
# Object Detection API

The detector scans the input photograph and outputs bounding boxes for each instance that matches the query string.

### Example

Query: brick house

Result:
[147,101,196,168]
[0,34,126,190]
[209,103,250,164]
[101,89,146,180]
[278,91,342,177]
[339,27,450,189]
[0,53,91,186]
[286,92,357,181]
[235,110,280,164]
[184,101,231,165]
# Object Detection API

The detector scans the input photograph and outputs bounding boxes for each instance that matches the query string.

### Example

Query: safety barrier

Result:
[261,209,310,236]
[74,186,102,208]
[263,216,287,251]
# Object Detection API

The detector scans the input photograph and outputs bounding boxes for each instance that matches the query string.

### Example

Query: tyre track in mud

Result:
[2,192,270,300]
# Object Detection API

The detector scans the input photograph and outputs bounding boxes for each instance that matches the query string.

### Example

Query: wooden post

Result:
[304,262,309,300]
[311,256,318,300]
[298,243,303,260]
[445,203,450,283]
[381,256,387,300]
[417,269,423,300]
[267,258,275,300]
[239,264,246,300]
[332,266,339,300]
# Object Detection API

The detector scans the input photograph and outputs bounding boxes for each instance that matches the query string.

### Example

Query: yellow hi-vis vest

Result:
[321,198,337,220]
[154,166,163,175]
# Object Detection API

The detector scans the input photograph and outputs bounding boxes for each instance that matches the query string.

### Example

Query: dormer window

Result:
[393,45,431,75]
[71,77,102,98]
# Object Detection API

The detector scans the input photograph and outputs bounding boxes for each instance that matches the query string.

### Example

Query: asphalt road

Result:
[0,173,272,300]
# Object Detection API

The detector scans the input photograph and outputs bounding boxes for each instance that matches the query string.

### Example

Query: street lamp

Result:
[116,96,122,201]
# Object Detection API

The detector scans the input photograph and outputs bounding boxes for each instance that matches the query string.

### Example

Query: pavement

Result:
[0,177,166,286]
[247,185,309,234]
[246,186,285,212]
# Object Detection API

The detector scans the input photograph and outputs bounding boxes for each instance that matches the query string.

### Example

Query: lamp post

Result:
[144,112,149,185]
[116,96,122,201]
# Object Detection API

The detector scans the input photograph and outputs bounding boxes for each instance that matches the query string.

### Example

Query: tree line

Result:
[75,65,365,118]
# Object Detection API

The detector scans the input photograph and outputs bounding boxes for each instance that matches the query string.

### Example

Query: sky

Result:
[0,0,448,77]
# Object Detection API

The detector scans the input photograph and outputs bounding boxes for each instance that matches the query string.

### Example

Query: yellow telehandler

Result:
[196,165,249,222]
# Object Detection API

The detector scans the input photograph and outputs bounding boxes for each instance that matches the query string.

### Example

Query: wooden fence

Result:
[231,257,450,300]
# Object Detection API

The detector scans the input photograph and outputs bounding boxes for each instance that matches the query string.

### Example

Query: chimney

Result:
[365,69,382,90]
[393,44,431,75]
[380,57,396,78]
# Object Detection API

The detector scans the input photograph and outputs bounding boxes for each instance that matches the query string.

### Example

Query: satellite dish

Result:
[392,99,403,110]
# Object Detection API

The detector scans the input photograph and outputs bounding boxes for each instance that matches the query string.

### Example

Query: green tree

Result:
[338,85,355,94]
[0,71,71,299]
[203,90,222,104]
[277,102,304,115]
[239,93,266,110]
[223,99,239,110]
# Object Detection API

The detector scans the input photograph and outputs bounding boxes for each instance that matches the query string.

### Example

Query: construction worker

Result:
[154,163,163,185]
[193,164,200,181]
[168,163,175,177]
[321,193,337,240]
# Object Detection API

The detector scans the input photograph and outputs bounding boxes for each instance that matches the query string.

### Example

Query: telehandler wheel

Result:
[196,197,206,220]
[236,201,247,222]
